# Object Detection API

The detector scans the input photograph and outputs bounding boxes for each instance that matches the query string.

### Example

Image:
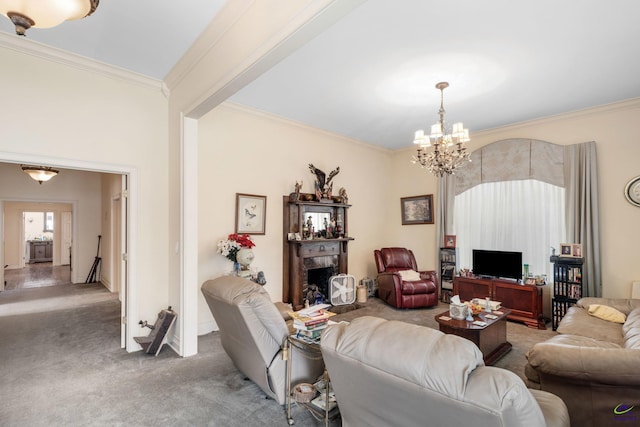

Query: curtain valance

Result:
[454,138,564,195]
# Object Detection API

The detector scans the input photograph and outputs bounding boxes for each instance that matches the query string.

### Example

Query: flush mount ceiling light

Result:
[412,81,471,177]
[22,165,59,184]
[0,0,99,36]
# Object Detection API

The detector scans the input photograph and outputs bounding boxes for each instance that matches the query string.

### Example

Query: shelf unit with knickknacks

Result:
[439,247,457,303]
[550,255,584,331]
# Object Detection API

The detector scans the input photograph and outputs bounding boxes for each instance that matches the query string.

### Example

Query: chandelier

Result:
[412,82,471,177]
[0,0,99,36]
[22,165,59,184]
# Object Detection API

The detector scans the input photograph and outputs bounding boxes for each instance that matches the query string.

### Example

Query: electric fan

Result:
[329,274,356,305]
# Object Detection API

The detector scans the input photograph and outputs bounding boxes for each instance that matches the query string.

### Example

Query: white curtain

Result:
[453,180,565,280]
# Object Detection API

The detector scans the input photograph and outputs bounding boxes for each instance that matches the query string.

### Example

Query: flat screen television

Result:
[472,249,522,281]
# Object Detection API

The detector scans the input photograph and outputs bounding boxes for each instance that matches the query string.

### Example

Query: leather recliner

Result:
[201,276,324,405]
[321,316,570,427]
[374,247,438,308]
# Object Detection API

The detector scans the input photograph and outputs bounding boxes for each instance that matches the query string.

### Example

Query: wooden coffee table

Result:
[435,307,512,365]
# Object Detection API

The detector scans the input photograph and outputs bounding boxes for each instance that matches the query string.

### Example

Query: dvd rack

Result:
[550,255,584,331]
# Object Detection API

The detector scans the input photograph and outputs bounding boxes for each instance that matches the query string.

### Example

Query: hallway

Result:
[4,262,72,290]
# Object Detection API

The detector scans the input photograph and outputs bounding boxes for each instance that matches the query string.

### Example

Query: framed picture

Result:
[572,243,583,258]
[559,243,573,257]
[444,235,456,248]
[401,194,434,225]
[235,193,266,235]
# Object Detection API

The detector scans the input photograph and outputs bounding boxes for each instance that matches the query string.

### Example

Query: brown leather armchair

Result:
[374,247,438,309]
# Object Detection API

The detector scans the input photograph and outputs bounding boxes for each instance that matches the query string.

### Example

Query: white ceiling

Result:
[0,0,227,79]
[2,0,640,150]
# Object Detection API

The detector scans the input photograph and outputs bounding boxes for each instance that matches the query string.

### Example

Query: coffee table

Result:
[435,307,512,365]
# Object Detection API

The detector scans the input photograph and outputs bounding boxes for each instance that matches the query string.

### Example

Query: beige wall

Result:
[391,100,640,299]
[0,46,170,348]
[196,103,392,333]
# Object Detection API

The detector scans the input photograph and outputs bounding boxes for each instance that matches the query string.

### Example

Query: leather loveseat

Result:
[321,316,570,427]
[374,247,438,308]
[201,276,324,405]
[525,297,640,427]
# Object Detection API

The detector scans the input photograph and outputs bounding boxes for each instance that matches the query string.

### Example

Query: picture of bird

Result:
[244,208,256,220]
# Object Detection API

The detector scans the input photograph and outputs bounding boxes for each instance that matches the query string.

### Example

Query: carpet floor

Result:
[0,288,557,426]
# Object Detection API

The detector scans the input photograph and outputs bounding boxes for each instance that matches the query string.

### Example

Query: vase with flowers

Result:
[217,233,256,276]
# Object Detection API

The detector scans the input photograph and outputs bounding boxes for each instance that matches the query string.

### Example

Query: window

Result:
[453,179,565,281]
[44,212,54,232]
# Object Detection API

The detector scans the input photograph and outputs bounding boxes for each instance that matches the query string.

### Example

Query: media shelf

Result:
[550,255,584,331]
[453,276,545,329]
[439,248,457,303]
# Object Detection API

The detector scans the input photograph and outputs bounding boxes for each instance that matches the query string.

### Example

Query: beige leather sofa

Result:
[201,276,324,405]
[321,316,569,427]
[526,297,640,427]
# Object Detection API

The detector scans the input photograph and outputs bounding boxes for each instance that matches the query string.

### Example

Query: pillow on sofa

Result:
[398,269,421,281]
[588,304,626,323]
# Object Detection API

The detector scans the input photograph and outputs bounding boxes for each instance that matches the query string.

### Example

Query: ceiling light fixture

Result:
[412,82,471,177]
[0,0,99,36]
[22,165,59,184]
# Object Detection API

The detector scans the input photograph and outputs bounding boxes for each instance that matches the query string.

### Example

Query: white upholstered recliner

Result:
[321,316,570,427]
[201,276,324,405]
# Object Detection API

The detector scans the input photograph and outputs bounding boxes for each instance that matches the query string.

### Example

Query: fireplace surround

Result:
[283,196,353,309]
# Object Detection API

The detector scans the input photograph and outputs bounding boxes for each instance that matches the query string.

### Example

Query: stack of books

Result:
[289,304,336,341]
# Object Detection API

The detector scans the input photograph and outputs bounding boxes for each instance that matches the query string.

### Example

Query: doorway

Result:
[3,204,73,290]
[0,158,135,351]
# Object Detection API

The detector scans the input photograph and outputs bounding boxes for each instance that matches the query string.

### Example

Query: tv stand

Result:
[453,276,545,329]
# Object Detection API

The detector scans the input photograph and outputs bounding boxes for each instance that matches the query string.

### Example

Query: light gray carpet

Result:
[0,289,556,426]
[0,289,326,427]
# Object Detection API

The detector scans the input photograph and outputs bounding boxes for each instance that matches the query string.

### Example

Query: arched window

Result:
[439,139,601,296]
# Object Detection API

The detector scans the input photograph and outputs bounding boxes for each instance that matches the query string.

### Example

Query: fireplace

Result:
[284,240,349,309]
[304,264,336,305]
[283,195,353,310]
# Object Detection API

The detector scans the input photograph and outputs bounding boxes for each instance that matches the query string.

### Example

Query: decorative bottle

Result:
[485,297,492,313]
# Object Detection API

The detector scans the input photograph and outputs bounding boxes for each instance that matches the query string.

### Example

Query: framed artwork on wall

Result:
[444,235,456,248]
[235,193,266,235]
[401,194,434,225]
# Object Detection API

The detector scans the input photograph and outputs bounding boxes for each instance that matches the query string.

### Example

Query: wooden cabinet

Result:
[28,240,53,263]
[283,196,354,310]
[550,255,584,330]
[454,276,545,329]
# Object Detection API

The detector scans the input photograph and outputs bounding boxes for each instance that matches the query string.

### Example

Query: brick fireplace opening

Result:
[304,265,336,305]
[302,254,338,305]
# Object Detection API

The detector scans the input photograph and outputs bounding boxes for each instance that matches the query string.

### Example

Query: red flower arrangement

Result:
[217,233,255,262]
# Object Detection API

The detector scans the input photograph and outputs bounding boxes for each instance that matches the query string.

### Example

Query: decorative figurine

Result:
[290,181,303,201]
[308,163,340,201]
[465,306,474,321]
[338,187,348,204]
[485,297,492,313]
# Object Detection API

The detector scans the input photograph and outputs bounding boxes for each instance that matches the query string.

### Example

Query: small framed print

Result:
[235,193,266,235]
[572,243,583,258]
[559,243,573,257]
[444,235,456,248]
[401,194,434,225]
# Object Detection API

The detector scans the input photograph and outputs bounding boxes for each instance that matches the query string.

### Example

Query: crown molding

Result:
[0,32,164,93]
[223,101,391,154]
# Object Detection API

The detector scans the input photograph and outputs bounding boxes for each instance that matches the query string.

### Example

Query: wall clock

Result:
[624,176,640,207]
